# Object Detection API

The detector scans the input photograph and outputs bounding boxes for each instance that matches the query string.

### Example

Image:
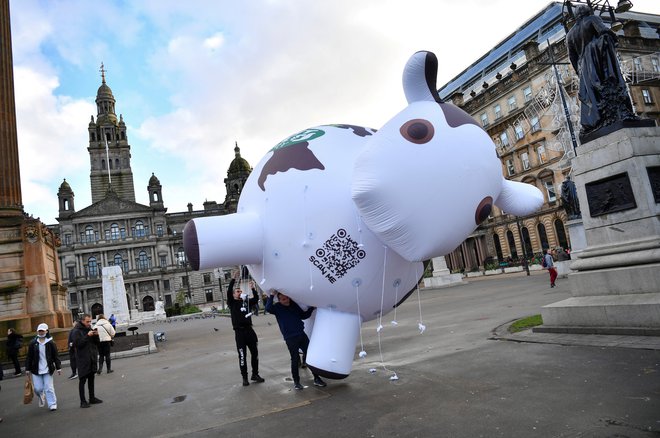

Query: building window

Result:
[652,57,659,73]
[205,288,214,302]
[120,228,126,239]
[110,223,120,240]
[137,250,149,271]
[164,279,170,290]
[176,247,186,265]
[508,95,517,111]
[523,86,532,102]
[537,145,547,164]
[114,254,123,271]
[85,225,95,243]
[506,159,515,176]
[104,230,110,240]
[67,266,75,280]
[544,181,557,202]
[64,234,71,245]
[500,131,509,147]
[203,273,211,284]
[537,223,549,250]
[156,224,164,237]
[88,256,98,278]
[480,113,489,127]
[135,220,146,237]
[554,219,568,249]
[69,292,78,306]
[182,276,189,287]
[160,255,167,268]
[642,89,653,104]
[521,152,530,170]
[531,116,540,132]
[494,104,502,119]
[506,230,518,259]
[633,57,642,71]
[514,124,524,140]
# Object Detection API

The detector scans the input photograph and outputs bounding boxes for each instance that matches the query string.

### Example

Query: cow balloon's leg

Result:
[306,308,361,379]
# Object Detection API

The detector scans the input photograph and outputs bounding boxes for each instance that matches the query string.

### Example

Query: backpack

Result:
[541,256,548,268]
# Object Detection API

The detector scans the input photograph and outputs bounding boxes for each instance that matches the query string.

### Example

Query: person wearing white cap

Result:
[25,323,62,411]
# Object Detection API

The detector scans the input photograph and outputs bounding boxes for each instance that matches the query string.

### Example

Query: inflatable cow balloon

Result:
[184,51,543,379]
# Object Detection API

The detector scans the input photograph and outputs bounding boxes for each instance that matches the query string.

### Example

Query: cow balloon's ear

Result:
[403,51,443,104]
[494,179,544,216]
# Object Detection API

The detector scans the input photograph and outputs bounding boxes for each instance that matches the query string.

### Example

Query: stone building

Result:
[436,2,660,273]
[51,70,251,318]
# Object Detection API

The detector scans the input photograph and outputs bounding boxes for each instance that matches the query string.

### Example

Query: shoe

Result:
[14,371,22,377]
[68,374,78,380]
[313,377,327,387]
[551,283,555,288]
[80,401,90,408]
[38,392,46,407]
[107,370,114,374]
[90,397,103,404]
[293,382,304,390]
[250,374,265,383]
[242,378,250,386]
[96,370,102,375]
[49,405,57,411]
[301,362,307,369]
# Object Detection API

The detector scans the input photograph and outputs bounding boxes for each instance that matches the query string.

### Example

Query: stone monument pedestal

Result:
[423,256,464,288]
[538,127,660,334]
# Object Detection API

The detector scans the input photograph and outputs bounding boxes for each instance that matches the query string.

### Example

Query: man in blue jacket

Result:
[266,291,326,390]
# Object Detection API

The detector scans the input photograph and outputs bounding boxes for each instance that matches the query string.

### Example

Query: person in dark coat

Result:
[70,314,103,408]
[227,269,264,387]
[6,328,23,376]
[67,322,78,379]
[25,323,61,411]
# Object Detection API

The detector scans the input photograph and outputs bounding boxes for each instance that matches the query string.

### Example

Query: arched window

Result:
[109,159,113,169]
[506,230,518,259]
[110,223,120,240]
[91,303,103,319]
[537,223,549,251]
[135,220,146,237]
[85,225,95,243]
[493,233,503,260]
[142,295,155,312]
[554,219,568,249]
[88,256,98,278]
[101,159,106,170]
[137,250,149,271]
[521,227,533,256]
[177,247,186,265]
[115,158,120,169]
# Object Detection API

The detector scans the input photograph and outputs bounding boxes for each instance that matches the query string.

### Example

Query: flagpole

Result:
[105,135,112,184]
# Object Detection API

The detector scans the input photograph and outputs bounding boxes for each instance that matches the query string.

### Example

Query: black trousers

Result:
[285,334,318,384]
[98,342,112,372]
[79,372,96,403]
[234,328,259,378]
[8,349,21,374]
[69,347,77,374]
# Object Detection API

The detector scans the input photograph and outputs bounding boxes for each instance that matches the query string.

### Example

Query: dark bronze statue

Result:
[566,5,640,141]
[561,176,581,219]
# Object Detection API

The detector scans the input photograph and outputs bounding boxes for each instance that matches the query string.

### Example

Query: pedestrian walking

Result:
[265,291,326,390]
[227,269,264,387]
[24,323,61,411]
[94,314,116,374]
[544,249,558,288]
[109,314,116,329]
[67,322,78,379]
[6,328,23,376]
[71,314,103,408]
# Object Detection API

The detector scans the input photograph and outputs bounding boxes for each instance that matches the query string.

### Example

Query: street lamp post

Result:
[515,217,531,276]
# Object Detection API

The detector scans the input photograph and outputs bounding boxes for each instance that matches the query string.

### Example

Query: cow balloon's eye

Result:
[400,119,434,144]
[475,196,493,225]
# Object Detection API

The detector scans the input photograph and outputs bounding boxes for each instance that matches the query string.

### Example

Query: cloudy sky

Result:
[9,0,660,225]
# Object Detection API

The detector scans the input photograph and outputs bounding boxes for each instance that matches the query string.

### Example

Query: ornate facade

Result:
[51,73,252,317]
[437,2,659,272]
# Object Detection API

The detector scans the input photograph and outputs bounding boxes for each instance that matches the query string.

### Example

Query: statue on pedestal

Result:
[566,5,640,141]
[561,176,581,220]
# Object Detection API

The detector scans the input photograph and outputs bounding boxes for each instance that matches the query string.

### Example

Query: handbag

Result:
[23,374,34,405]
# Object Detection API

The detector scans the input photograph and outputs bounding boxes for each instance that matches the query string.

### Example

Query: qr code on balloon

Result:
[309,228,366,283]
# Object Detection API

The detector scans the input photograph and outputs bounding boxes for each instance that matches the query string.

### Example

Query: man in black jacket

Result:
[70,314,103,408]
[227,269,265,387]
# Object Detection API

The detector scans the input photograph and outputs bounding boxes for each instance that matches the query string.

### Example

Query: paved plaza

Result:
[1,272,659,437]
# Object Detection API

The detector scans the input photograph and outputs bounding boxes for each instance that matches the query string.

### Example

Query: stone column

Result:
[0,0,22,216]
